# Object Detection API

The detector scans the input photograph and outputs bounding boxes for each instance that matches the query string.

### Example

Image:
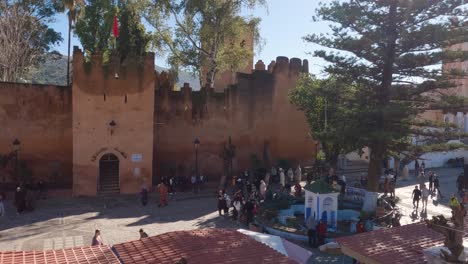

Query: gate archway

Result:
[99,153,120,195]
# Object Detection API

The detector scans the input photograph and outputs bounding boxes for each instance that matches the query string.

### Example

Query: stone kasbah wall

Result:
[0,41,466,192]
[154,57,316,182]
[0,82,72,187]
[0,55,315,190]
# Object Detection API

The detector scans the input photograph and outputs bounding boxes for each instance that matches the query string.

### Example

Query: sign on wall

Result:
[132,153,142,162]
[344,186,366,202]
[134,167,141,177]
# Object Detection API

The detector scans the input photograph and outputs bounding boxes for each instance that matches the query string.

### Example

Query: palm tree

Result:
[59,0,85,86]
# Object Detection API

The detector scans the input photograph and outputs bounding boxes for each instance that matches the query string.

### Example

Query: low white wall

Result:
[407,149,467,169]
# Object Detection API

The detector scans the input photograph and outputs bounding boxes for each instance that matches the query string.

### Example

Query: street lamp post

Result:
[13,139,20,183]
[194,138,200,193]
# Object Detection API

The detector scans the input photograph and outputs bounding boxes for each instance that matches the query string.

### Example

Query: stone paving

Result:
[0,190,236,251]
[394,167,463,225]
[0,167,462,264]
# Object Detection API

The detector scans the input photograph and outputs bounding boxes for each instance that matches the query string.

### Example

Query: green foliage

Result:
[290,74,365,168]
[142,0,265,88]
[0,0,63,82]
[316,150,326,162]
[22,54,68,85]
[306,0,468,191]
[75,0,114,56]
[75,1,150,63]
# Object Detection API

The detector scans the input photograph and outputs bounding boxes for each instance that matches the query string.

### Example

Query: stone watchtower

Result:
[72,48,155,196]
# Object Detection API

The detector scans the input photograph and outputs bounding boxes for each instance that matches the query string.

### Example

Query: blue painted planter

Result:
[277,208,294,217]
[290,204,305,214]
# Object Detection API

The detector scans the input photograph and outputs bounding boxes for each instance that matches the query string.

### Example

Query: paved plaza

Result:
[0,191,237,251]
[395,167,463,225]
[0,167,463,264]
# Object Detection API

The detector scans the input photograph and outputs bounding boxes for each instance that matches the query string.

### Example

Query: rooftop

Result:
[336,218,468,264]
[113,228,297,264]
[0,229,298,264]
[0,245,120,264]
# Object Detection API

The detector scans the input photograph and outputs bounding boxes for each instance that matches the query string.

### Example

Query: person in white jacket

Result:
[259,180,267,199]
[279,168,285,187]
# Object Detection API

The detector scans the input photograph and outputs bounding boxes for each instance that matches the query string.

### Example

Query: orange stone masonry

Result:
[0,48,315,196]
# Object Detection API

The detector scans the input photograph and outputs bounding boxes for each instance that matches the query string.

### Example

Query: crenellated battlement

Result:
[154,56,308,124]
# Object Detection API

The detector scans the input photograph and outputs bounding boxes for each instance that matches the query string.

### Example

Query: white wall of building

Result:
[407,149,468,169]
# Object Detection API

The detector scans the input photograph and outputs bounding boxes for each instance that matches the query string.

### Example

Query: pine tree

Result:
[306,0,468,191]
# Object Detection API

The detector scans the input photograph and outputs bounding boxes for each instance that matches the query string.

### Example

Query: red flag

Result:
[113,15,119,38]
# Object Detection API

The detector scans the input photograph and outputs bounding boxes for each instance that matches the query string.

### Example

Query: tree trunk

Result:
[67,16,72,87]
[367,144,384,192]
[327,151,339,171]
[365,1,398,192]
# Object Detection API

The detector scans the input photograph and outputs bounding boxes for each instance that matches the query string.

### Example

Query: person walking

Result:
[158,182,168,207]
[279,168,285,187]
[232,194,243,222]
[287,168,294,183]
[412,185,422,209]
[383,177,389,196]
[271,167,277,183]
[306,216,317,247]
[428,171,434,194]
[92,230,103,246]
[244,199,255,225]
[217,190,227,216]
[14,186,25,214]
[421,184,429,210]
[139,229,149,239]
[433,176,443,199]
[295,165,302,184]
[259,180,267,200]
[414,160,420,178]
[140,186,148,206]
[389,179,396,198]
[316,220,327,246]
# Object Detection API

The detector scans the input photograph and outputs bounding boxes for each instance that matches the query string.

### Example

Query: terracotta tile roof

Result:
[0,245,120,264]
[112,228,298,264]
[336,219,468,264]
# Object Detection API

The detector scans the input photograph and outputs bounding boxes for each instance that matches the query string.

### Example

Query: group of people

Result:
[91,228,150,246]
[140,181,169,208]
[217,189,258,226]
[12,180,47,215]
[273,166,303,188]
[306,217,328,248]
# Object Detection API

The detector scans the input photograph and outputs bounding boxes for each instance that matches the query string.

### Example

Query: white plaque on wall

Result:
[134,167,141,176]
[132,153,142,162]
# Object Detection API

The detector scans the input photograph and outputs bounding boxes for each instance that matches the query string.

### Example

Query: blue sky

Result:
[49,1,329,75]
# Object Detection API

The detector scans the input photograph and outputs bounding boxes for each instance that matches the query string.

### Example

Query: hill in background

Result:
[21,54,201,90]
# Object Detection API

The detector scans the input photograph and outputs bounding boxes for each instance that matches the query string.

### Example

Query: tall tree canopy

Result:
[306,0,468,191]
[290,75,366,169]
[55,0,86,86]
[75,0,150,63]
[0,0,62,82]
[142,0,265,88]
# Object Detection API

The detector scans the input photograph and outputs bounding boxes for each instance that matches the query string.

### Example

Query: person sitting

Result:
[139,229,149,239]
[356,219,365,233]
[92,230,103,246]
